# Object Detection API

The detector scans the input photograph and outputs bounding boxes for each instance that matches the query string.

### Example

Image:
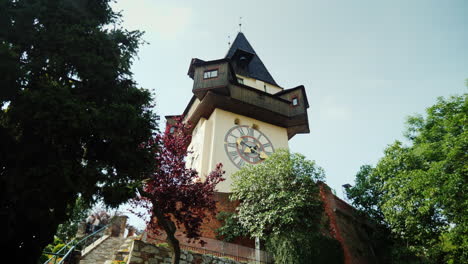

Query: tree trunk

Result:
[170,236,181,264]
[153,205,181,264]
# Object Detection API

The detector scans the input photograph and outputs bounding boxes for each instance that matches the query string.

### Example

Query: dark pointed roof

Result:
[225,32,279,86]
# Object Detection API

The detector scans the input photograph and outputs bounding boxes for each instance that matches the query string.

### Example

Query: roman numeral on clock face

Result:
[237,127,245,136]
[247,127,254,137]
[256,134,262,141]
[229,151,239,159]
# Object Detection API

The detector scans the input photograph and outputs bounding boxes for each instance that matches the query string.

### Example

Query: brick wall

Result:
[198,192,254,248]
[199,187,378,264]
[146,186,377,264]
[319,183,378,264]
[150,192,254,250]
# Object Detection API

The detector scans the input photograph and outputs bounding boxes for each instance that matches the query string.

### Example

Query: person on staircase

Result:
[92,213,101,232]
[85,214,95,234]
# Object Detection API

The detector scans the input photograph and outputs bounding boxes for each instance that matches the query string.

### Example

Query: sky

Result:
[110,0,468,228]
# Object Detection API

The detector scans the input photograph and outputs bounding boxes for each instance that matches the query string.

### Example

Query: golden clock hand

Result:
[237,138,252,149]
[248,146,265,158]
[249,146,259,154]
[236,138,252,153]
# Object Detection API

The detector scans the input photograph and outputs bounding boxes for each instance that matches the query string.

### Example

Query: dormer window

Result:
[203,69,218,79]
[292,97,299,106]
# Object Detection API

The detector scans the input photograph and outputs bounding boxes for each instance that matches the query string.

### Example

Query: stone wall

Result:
[319,183,378,264]
[110,215,128,237]
[128,239,244,264]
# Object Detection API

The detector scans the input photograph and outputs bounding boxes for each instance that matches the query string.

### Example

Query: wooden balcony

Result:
[186,59,310,139]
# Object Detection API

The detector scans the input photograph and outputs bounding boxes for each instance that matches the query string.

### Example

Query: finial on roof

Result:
[239,16,242,32]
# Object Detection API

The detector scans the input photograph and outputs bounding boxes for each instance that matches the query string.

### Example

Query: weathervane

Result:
[239,16,242,32]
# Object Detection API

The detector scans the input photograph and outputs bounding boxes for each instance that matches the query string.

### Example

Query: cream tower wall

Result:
[187,108,289,193]
[235,74,283,94]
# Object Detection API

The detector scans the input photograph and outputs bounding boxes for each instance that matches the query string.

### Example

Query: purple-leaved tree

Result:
[134,117,224,264]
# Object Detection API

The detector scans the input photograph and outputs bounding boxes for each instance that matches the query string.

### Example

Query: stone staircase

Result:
[80,236,126,264]
[111,237,134,263]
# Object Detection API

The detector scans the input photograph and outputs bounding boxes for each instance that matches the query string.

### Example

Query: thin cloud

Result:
[113,0,192,40]
[319,96,352,120]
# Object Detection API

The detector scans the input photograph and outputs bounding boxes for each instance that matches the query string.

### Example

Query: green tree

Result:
[224,149,343,264]
[55,197,91,242]
[345,165,386,225]
[39,236,67,264]
[0,0,157,262]
[347,94,467,263]
[347,166,419,264]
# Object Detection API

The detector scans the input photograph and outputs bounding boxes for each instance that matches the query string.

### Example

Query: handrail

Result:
[43,238,76,264]
[57,224,109,264]
[42,224,109,264]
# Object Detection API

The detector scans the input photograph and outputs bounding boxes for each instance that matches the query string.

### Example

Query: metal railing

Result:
[42,239,76,264]
[42,224,109,264]
[146,234,274,263]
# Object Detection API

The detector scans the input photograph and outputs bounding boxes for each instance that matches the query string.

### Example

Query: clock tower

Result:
[167,32,309,192]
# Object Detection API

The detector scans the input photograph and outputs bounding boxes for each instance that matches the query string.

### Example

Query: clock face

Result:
[224,125,275,168]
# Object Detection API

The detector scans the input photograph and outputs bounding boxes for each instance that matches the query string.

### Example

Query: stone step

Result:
[80,236,126,264]
[113,237,136,262]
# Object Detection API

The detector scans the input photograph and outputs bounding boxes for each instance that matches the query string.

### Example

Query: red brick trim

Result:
[319,184,352,264]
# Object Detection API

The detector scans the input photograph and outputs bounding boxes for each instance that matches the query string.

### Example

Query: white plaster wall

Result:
[205,109,289,192]
[236,74,282,94]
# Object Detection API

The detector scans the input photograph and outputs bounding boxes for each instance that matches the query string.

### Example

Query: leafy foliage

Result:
[267,232,343,264]
[216,211,248,242]
[230,149,324,239]
[134,118,224,264]
[0,0,157,262]
[226,149,343,263]
[345,165,387,225]
[39,236,68,263]
[55,196,91,242]
[347,94,467,263]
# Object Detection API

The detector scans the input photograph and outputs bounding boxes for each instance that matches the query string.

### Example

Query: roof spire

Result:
[225,32,279,86]
[238,17,242,32]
